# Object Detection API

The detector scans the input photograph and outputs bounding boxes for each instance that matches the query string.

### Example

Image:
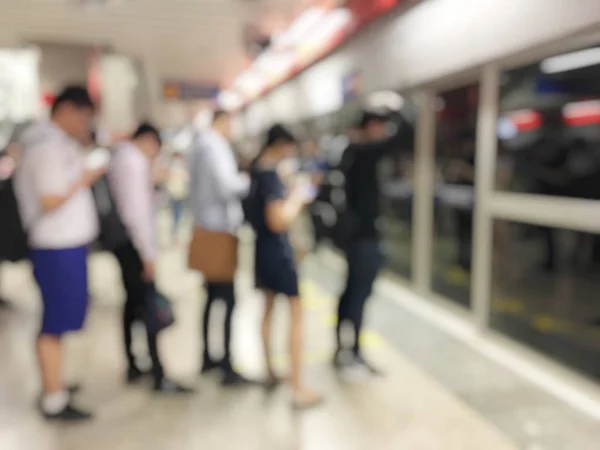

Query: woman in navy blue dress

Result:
[248,125,322,409]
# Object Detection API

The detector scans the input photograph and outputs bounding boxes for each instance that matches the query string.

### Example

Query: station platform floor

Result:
[0,219,598,450]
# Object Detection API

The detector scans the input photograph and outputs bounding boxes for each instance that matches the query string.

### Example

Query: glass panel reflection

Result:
[497,44,600,199]
[376,95,416,279]
[432,83,479,308]
[492,220,600,380]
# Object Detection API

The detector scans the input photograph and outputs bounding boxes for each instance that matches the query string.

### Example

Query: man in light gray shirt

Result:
[188,110,251,386]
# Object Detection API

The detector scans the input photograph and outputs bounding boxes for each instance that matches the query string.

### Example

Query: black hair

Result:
[249,124,296,170]
[264,124,296,148]
[212,109,230,123]
[132,122,162,146]
[356,110,388,130]
[51,85,95,116]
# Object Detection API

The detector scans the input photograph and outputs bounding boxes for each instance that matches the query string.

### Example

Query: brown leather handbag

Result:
[188,227,238,283]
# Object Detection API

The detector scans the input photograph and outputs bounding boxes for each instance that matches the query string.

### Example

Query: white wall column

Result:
[100,54,138,136]
[471,65,500,330]
[412,90,436,294]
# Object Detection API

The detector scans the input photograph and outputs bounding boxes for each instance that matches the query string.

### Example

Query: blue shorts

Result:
[31,246,89,335]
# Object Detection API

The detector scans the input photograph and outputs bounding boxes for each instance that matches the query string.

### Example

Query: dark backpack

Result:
[91,174,129,251]
[0,177,29,262]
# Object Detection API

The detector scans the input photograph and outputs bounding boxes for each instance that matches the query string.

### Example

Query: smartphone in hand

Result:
[85,148,111,171]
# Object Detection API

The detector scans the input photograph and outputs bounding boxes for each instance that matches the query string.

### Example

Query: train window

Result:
[432,83,479,308]
[497,44,600,200]
[378,94,417,280]
[491,219,600,381]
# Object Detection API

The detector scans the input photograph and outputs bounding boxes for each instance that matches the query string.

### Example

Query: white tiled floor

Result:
[0,224,518,449]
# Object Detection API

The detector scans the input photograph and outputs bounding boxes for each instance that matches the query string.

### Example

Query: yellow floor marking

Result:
[360,330,383,347]
[443,266,469,286]
[302,295,331,310]
[321,313,338,327]
[531,315,572,334]
[493,298,526,315]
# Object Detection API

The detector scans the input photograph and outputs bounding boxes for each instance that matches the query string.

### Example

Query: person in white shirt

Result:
[188,110,251,386]
[14,86,104,422]
[109,123,192,394]
[165,151,189,243]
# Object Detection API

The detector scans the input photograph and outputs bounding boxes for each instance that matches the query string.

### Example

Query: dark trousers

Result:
[337,238,384,354]
[202,282,235,370]
[113,242,164,381]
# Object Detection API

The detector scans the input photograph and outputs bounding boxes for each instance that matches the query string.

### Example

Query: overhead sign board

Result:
[162,81,219,101]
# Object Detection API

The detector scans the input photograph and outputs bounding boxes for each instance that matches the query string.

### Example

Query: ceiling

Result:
[0,0,308,85]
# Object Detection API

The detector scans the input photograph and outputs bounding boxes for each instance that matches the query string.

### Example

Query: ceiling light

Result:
[254,51,295,75]
[540,47,600,74]
[217,90,242,111]
[234,71,264,95]
[301,8,352,49]
[275,8,327,49]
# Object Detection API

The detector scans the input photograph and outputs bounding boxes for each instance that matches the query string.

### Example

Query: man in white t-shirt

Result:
[14,86,104,421]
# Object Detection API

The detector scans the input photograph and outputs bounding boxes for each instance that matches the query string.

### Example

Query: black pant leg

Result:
[202,283,216,362]
[114,242,164,379]
[345,239,383,355]
[204,282,235,368]
[337,249,357,350]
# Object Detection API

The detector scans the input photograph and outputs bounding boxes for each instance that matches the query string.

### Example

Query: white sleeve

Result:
[32,144,69,197]
[204,139,250,200]
[114,156,156,262]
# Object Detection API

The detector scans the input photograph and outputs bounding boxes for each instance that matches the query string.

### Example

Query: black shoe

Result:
[200,358,222,375]
[221,369,252,387]
[354,354,383,376]
[126,366,147,384]
[153,378,195,394]
[42,403,93,422]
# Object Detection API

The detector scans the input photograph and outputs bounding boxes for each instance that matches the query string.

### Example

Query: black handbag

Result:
[143,285,175,335]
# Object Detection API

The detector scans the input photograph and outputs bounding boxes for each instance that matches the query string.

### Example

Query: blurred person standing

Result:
[109,123,192,393]
[246,125,323,408]
[0,141,22,307]
[14,86,104,421]
[334,111,408,376]
[188,110,251,386]
[165,151,189,243]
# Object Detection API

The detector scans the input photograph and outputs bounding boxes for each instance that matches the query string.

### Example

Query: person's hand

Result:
[142,261,155,282]
[291,180,316,205]
[81,167,107,187]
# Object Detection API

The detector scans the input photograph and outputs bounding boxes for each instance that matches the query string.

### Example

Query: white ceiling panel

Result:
[0,0,306,83]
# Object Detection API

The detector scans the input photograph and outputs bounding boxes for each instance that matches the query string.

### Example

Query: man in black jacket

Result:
[334,111,411,375]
